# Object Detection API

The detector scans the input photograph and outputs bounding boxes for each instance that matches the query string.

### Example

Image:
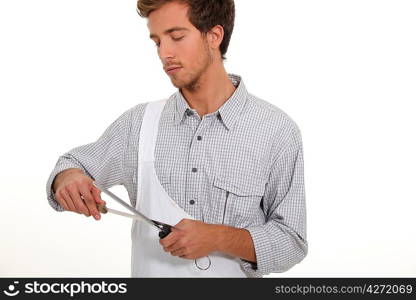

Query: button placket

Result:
[185,116,211,220]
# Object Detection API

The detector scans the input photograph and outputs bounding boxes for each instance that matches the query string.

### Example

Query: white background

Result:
[1,0,415,277]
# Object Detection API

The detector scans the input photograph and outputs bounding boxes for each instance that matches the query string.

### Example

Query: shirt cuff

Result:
[239,225,273,277]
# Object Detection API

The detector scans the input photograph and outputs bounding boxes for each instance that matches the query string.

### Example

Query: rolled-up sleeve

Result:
[240,127,308,276]
[46,108,133,212]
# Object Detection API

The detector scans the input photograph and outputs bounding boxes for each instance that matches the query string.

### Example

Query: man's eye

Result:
[172,36,184,41]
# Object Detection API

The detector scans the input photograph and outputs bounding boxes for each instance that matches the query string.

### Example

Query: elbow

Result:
[272,239,308,274]
[289,240,308,270]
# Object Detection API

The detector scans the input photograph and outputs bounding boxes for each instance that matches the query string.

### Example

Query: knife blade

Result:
[97,204,147,222]
[92,181,173,238]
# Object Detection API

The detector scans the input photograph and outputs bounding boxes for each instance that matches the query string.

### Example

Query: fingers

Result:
[162,239,191,259]
[79,184,101,220]
[160,229,183,251]
[67,185,90,217]
[162,240,181,254]
[170,247,187,257]
[53,172,107,221]
[55,189,70,211]
[55,182,105,221]
[90,185,106,205]
[60,189,77,212]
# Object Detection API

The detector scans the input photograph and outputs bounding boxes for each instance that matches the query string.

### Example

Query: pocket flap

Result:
[213,175,266,196]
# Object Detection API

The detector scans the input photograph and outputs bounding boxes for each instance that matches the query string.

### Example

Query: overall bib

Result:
[131,99,247,277]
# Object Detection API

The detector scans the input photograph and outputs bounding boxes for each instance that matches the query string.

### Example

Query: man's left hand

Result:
[159,219,220,260]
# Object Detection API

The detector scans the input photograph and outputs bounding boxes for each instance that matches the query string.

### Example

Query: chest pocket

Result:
[213,175,266,227]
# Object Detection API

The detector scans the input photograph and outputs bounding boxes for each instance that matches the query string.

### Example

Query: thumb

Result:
[174,219,187,230]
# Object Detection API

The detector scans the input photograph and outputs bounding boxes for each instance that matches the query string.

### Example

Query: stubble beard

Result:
[171,39,214,93]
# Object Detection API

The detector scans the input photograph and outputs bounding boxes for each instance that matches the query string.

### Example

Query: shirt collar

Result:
[173,73,248,131]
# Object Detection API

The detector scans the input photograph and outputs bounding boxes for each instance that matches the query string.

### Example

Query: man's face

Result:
[147,1,213,90]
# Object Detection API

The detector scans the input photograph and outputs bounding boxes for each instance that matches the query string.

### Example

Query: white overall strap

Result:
[138,99,167,162]
[136,99,167,210]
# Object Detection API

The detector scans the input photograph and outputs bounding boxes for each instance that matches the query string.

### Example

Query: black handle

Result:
[158,224,172,239]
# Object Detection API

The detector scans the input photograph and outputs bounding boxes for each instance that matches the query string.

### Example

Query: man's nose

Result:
[158,41,175,60]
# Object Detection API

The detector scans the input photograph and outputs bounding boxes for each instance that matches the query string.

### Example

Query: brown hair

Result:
[137,0,235,60]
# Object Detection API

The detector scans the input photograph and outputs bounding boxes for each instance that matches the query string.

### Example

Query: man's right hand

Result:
[52,168,106,220]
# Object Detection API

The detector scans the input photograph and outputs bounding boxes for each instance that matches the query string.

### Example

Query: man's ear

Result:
[207,25,224,51]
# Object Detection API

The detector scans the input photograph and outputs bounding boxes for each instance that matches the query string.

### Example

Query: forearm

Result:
[46,107,135,212]
[214,224,256,263]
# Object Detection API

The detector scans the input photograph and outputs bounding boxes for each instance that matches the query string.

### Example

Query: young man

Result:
[46,0,308,277]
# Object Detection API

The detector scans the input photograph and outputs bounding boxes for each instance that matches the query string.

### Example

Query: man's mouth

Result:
[165,66,182,75]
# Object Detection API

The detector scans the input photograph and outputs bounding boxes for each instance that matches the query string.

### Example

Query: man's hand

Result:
[159,219,257,264]
[52,168,106,220]
[159,219,220,259]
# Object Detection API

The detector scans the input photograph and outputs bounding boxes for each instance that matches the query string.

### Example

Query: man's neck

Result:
[180,63,236,118]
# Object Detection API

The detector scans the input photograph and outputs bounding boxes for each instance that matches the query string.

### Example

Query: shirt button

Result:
[186,110,194,116]
[197,136,202,141]
[192,167,198,173]
[189,200,195,205]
